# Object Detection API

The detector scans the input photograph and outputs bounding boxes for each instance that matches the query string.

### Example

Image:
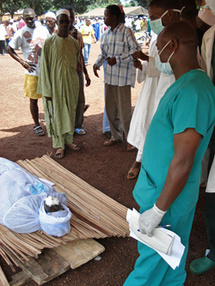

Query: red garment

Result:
[18,18,26,30]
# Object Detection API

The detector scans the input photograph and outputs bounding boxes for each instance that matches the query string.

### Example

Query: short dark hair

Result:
[162,20,198,47]
[63,5,75,13]
[180,0,198,20]
[148,0,181,10]
[106,5,121,20]
[23,8,35,15]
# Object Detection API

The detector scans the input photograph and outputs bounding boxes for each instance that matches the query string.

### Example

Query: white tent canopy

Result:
[81,6,148,17]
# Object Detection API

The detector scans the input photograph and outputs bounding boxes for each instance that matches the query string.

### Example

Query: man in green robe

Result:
[39,9,80,158]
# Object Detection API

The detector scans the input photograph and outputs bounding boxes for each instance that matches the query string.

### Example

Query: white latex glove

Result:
[139,204,166,237]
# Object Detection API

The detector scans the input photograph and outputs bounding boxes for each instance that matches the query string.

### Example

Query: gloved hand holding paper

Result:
[127,208,173,255]
[139,203,166,237]
[127,208,185,269]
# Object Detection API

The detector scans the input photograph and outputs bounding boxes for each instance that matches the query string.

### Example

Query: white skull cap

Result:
[198,8,215,26]
[56,9,70,18]
[206,0,215,15]
[45,11,56,20]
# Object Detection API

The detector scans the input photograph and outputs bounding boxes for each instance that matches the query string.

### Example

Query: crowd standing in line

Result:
[3,0,215,283]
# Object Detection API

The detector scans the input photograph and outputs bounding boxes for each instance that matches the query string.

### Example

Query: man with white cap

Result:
[45,11,57,35]
[39,9,80,159]
[190,0,215,276]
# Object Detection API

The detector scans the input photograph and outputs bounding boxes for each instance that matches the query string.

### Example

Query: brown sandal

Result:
[127,167,140,180]
[55,148,64,159]
[66,143,80,151]
[126,143,136,152]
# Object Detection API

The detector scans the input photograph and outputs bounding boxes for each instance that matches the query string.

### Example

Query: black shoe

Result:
[103,131,111,139]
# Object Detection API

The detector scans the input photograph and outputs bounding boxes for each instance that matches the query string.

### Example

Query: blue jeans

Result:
[103,61,111,133]
[84,43,91,64]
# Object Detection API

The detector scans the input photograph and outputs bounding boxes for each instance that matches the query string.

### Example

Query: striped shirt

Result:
[94,23,140,87]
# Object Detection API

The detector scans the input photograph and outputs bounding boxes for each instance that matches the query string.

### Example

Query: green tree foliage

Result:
[1,0,92,17]
[51,0,92,14]
[1,0,24,17]
[134,0,148,9]
[87,0,120,11]
[23,0,53,16]
[1,0,148,18]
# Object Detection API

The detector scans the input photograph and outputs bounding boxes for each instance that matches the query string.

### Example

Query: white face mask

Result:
[206,0,215,15]
[150,9,181,35]
[155,39,175,75]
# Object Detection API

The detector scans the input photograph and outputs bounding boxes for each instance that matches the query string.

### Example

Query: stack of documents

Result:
[127,208,185,269]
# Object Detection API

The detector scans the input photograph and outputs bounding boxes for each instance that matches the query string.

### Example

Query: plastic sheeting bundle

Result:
[0,157,72,237]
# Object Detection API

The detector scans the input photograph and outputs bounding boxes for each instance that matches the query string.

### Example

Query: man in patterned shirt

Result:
[93,5,140,149]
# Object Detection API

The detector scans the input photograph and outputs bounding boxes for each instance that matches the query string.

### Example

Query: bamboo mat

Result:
[0,155,129,267]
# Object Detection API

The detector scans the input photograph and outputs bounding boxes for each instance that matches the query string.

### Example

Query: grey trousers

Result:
[105,84,131,141]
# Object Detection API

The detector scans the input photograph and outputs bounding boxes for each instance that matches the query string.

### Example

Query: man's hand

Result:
[107,57,116,66]
[85,75,91,87]
[71,28,78,39]
[133,59,142,70]
[133,50,148,61]
[139,204,166,237]
[22,61,36,73]
[93,64,100,77]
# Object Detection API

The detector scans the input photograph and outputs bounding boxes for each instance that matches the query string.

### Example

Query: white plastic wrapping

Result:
[0,158,72,237]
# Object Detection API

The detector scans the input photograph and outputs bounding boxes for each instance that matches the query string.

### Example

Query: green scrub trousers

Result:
[124,206,196,286]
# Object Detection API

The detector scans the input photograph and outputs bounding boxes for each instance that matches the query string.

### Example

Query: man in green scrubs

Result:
[124,21,215,286]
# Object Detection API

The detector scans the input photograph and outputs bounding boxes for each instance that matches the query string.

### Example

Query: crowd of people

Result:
[0,10,151,55]
[3,0,215,284]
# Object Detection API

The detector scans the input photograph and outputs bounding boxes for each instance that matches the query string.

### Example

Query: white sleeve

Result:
[9,29,22,50]
[137,61,148,83]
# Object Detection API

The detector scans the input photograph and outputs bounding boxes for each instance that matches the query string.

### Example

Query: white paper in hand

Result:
[127,208,185,269]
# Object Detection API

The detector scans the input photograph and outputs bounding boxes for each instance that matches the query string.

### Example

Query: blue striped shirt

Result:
[94,23,140,88]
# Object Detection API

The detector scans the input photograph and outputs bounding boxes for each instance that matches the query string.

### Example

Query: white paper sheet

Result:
[127,208,185,270]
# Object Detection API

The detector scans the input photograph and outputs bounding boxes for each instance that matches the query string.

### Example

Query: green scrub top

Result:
[208,40,215,152]
[212,39,215,86]
[133,70,215,217]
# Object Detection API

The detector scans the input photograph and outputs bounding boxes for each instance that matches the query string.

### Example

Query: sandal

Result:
[74,128,86,135]
[104,138,122,146]
[126,143,136,152]
[127,167,140,180]
[34,125,45,136]
[55,148,64,159]
[66,143,80,151]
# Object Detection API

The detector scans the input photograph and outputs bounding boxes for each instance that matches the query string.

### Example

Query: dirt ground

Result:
[0,41,214,286]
